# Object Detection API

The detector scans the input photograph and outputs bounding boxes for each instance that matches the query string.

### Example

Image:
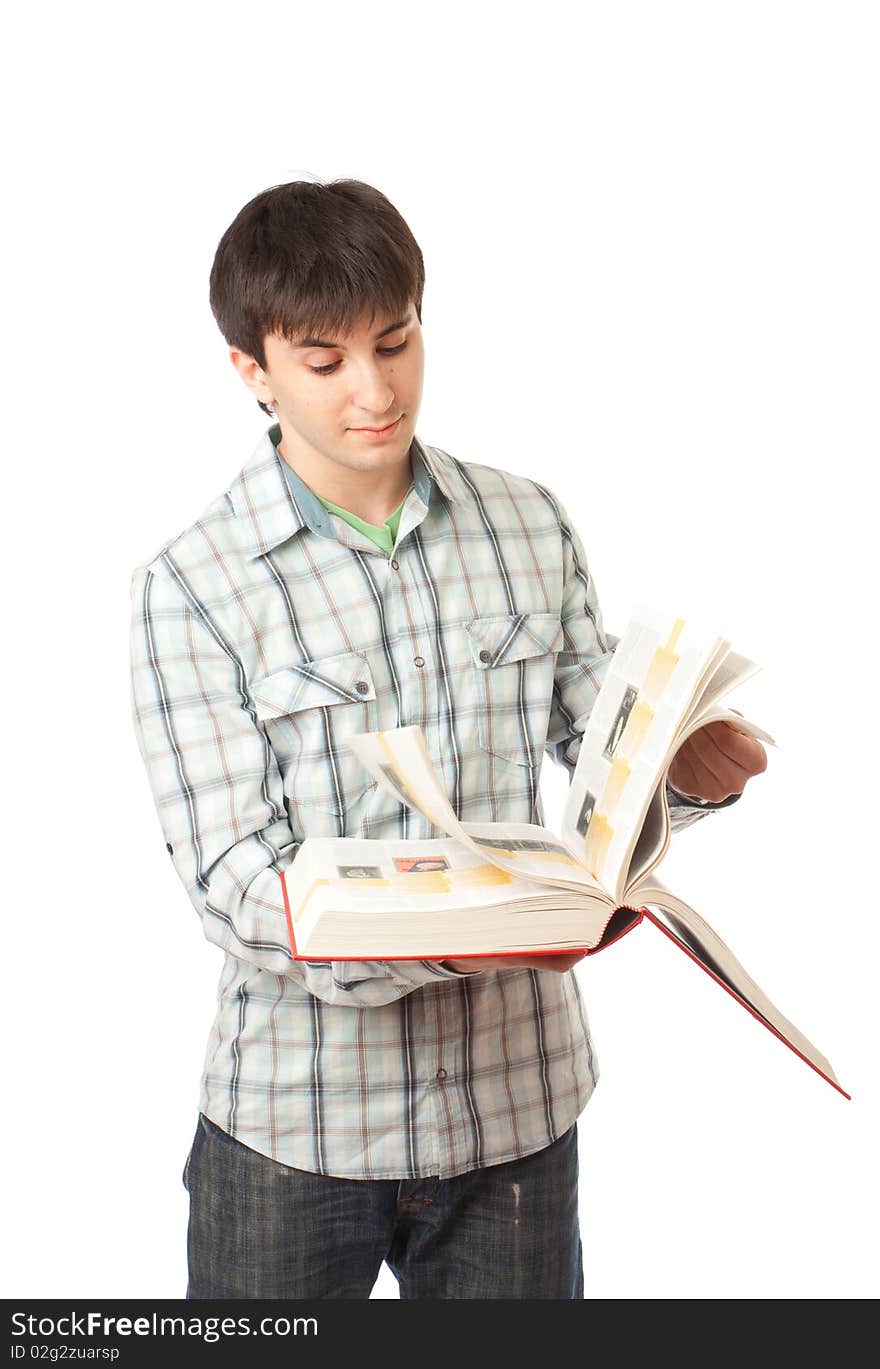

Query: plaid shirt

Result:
[129,423,721,1179]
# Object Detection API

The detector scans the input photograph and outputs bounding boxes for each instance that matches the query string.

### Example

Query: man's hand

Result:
[443,952,586,975]
[667,719,767,804]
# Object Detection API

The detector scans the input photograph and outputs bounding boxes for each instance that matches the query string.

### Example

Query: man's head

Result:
[209,179,425,490]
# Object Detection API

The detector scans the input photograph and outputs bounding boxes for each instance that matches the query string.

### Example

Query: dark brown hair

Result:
[209,178,425,415]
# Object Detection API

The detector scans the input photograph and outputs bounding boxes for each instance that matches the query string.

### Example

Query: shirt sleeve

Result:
[538,486,732,834]
[129,561,466,1006]
[665,779,742,827]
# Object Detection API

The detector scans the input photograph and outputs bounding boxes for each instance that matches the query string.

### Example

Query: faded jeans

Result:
[183,1112,584,1299]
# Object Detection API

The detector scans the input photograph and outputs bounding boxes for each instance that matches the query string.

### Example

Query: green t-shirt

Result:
[314,485,412,554]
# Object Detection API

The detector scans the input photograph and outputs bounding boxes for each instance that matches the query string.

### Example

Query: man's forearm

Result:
[441,953,586,975]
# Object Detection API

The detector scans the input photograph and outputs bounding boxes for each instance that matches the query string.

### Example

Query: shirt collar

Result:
[229,423,462,560]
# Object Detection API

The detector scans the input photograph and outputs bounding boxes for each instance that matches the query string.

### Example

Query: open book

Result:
[279,605,847,1098]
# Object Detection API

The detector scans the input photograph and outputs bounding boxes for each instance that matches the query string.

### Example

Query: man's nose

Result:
[351,360,396,414]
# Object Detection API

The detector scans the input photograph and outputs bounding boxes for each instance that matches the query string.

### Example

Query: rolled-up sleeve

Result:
[129,561,466,1005]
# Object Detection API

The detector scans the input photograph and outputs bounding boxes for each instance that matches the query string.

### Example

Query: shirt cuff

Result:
[665,779,743,810]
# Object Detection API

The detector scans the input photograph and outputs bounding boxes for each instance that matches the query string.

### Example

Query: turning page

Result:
[561,605,731,897]
[347,724,608,895]
[633,876,848,1098]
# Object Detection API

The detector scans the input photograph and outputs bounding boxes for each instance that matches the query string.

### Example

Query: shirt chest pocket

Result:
[465,612,563,771]
[249,650,379,819]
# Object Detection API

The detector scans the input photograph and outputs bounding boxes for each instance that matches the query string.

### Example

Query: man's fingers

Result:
[682,729,729,793]
[703,722,768,775]
[685,751,730,800]
[670,749,727,800]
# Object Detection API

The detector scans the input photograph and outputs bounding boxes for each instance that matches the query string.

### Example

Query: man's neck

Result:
[318,469,414,525]
[277,439,414,526]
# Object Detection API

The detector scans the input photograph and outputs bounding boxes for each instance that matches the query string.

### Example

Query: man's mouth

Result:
[350,416,403,440]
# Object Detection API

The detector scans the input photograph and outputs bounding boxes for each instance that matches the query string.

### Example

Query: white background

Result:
[5,0,877,1300]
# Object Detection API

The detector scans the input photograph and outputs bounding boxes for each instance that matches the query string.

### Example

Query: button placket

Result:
[381,538,448,796]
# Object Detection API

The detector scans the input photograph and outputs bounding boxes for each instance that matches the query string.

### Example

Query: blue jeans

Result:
[183,1113,583,1299]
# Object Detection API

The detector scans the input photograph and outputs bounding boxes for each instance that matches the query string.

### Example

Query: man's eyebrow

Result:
[289,315,413,350]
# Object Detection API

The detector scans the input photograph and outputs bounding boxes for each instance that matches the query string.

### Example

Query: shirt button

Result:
[355,680,370,694]
[166,843,174,855]
[390,558,399,570]
[414,656,425,668]
[479,649,491,663]
[435,1068,447,1081]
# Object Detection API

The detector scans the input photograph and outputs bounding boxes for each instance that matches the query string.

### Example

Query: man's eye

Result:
[308,340,408,377]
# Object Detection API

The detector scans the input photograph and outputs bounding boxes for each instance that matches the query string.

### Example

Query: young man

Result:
[129,179,766,1300]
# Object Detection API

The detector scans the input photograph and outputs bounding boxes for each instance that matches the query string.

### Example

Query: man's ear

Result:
[228,346,274,408]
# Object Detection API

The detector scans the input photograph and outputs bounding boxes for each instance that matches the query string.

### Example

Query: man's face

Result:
[230,302,425,486]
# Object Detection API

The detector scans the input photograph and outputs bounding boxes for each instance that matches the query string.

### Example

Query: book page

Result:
[457,819,609,894]
[283,835,616,958]
[561,605,727,899]
[348,725,609,895]
[631,876,843,1091]
[672,706,778,753]
[688,648,762,716]
[622,781,670,890]
[347,725,477,842]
